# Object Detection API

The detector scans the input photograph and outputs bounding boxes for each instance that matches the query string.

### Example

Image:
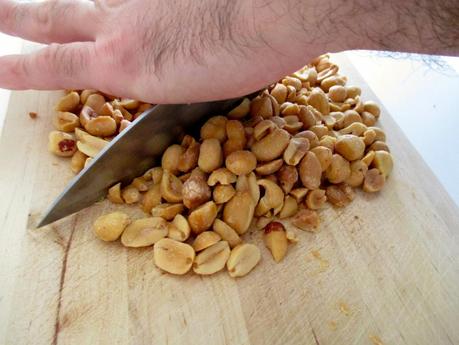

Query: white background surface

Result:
[1,34,458,205]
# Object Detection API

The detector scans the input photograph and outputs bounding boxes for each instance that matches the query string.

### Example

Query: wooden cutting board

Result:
[1,54,458,345]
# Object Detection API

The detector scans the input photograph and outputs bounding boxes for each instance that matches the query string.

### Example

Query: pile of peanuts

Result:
[48,54,393,277]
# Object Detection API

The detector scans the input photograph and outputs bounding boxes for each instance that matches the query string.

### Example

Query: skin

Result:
[0,0,457,103]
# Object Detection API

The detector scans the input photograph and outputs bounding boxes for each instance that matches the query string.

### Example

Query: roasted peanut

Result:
[280,102,300,116]
[227,243,261,278]
[107,182,123,204]
[309,125,329,139]
[255,179,284,217]
[151,203,184,220]
[225,150,257,176]
[298,105,318,129]
[321,75,346,92]
[339,122,368,136]
[121,185,140,204]
[182,168,211,209]
[305,189,327,209]
[335,135,365,161]
[363,168,385,192]
[345,86,361,99]
[178,135,200,173]
[251,128,290,162]
[341,110,362,128]
[318,135,336,151]
[345,160,368,187]
[80,89,98,104]
[193,241,230,275]
[325,154,351,184]
[119,99,139,110]
[277,165,298,194]
[55,91,80,112]
[112,100,132,121]
[235,172,260,204]
[75,128,108,157]
[369,140,390,152]
[308,88,329,115]
[290,187,309,203]
[368,127,386,142]
[255,159,284,175]
[121,217,168,247]
[161,145,184,175]
[48,131,77,157]
[132,176,149,192]
[160,170,183,203]
[192,231,221,252]
[264,222,288,262]
[282,76,302,91]
[212,219,242,248]
[270,83,288,104]
[141,183,162,212]
[70,150,87,173]
[299,151,322,189]
[295,130,319,148]
[84,93,105,114]
[228,98,251,119]
[200,116,227,142]
[279,196,299,219]
[310,146,333,171]
[328,85,347,102]
[53,111,80,132]
[213,184,236,204]
[283,115,303,134]
[188,201,218,234]
[207,168,237,186]
[154,238,195,275]
[283,137,309,166]
[198,139,223,173]
[361,112,376,127]
[363,101,381,118]
[362,129,377,146]
[168,214,191,242]
[223,191,255,235]
[93,212,130,242]
[372,151,393,178]
[253,119,276,141]
[119,119,131,132]
[143,167,163,184]
[99,102,114,116]
[291,209,320,232]
[251,92,279,118]
[326,183,355,207]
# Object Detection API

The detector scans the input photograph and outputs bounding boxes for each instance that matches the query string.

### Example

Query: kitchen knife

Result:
[37,97,244,227]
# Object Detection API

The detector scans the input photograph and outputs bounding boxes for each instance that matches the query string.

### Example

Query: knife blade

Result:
[37,97,243,227]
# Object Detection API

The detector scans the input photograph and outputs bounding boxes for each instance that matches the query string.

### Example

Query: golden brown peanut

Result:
[322,115,337,129]
[225,150,257,176]
[282,76,302,91]
[212,219,242,248]
[305,189,327,210]
[294,130,319,148]
[335,135,365,161]
[111,108,123,125]
[369,140,390,153]
[364,101,381,118]
[137,103,153,113]
[254,216,272,230]
[99,102,114,116]
[213,184,236,204]
[168,214,191,242]
[251,128,290,162]
[200,116,227,142]
[80,89,98,104]
[227,243,261,278]
[372,151,394,178]
[283,115,303,134]
[253,119,276,141]
[255,159,284,175]
[119,119,131,132]
[285,227,300,243]
[198,138,223,173]
[53,111,80,132]
[255,179,284,217]
[192,231,221,252]
[362,150,376,166]
[224,120,247,156]
[70,150,87,173]
[310,146,333,171]
[93,212,130,242]
[325,154,351,184]
[342,110,362,128]
[308,88,330,115]
[207,168,237,186]
[151,203,184,220]
[363,129,377,146]
[346,86,361,99]
[264,222,288,262]
[178,135,200,173]
[188,201,218,234]
[48,131,77,157]
[363,168,385,192]
[193,241,231,275]
[290,187,309,203]
[345,160,368,187]
[132,177,149,192]
[321,75,346,92]
[183,168,211,209]
[112,100,132,121]
[107,182,123,204]
[279,196,299,219]
[235,172,260,204]
[74,128,109,157]
[223,191,255,235]
[119,98,139,110]
[318,135,336,151]
[84,115,117,137]
[298,105,318,129]
[160,170,183,203]
[270,83,288,104]
[353,95,364,113]
[143,167,163,183]
[291,209,320,232]
[121,217,168,247]
[84,93,105,113]
[154,238,195,275]
[265,174,278,184]
[328,85,347,102]
[368,127,386,142]
[326,183,355,207]
[280,102,300,116]
[277,165,298,194]
[161,144,184,175]
[228,98,251,119]
[361,112,377,127]
[339,122,368,136]
[121,185,140,204]
[56,91,80,112]
[299,151,322,189]
[283,137,309,166]
[142,184,162,213]
[309,125,329,139]
[317,64,338,81]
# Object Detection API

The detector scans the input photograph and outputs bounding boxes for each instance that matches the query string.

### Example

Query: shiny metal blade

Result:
[37,98,242,227]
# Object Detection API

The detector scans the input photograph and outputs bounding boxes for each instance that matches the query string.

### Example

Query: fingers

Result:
[0,42,100,90]
[0,0,100,44]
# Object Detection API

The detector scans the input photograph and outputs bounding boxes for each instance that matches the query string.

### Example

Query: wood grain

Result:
[1,53,458,345]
